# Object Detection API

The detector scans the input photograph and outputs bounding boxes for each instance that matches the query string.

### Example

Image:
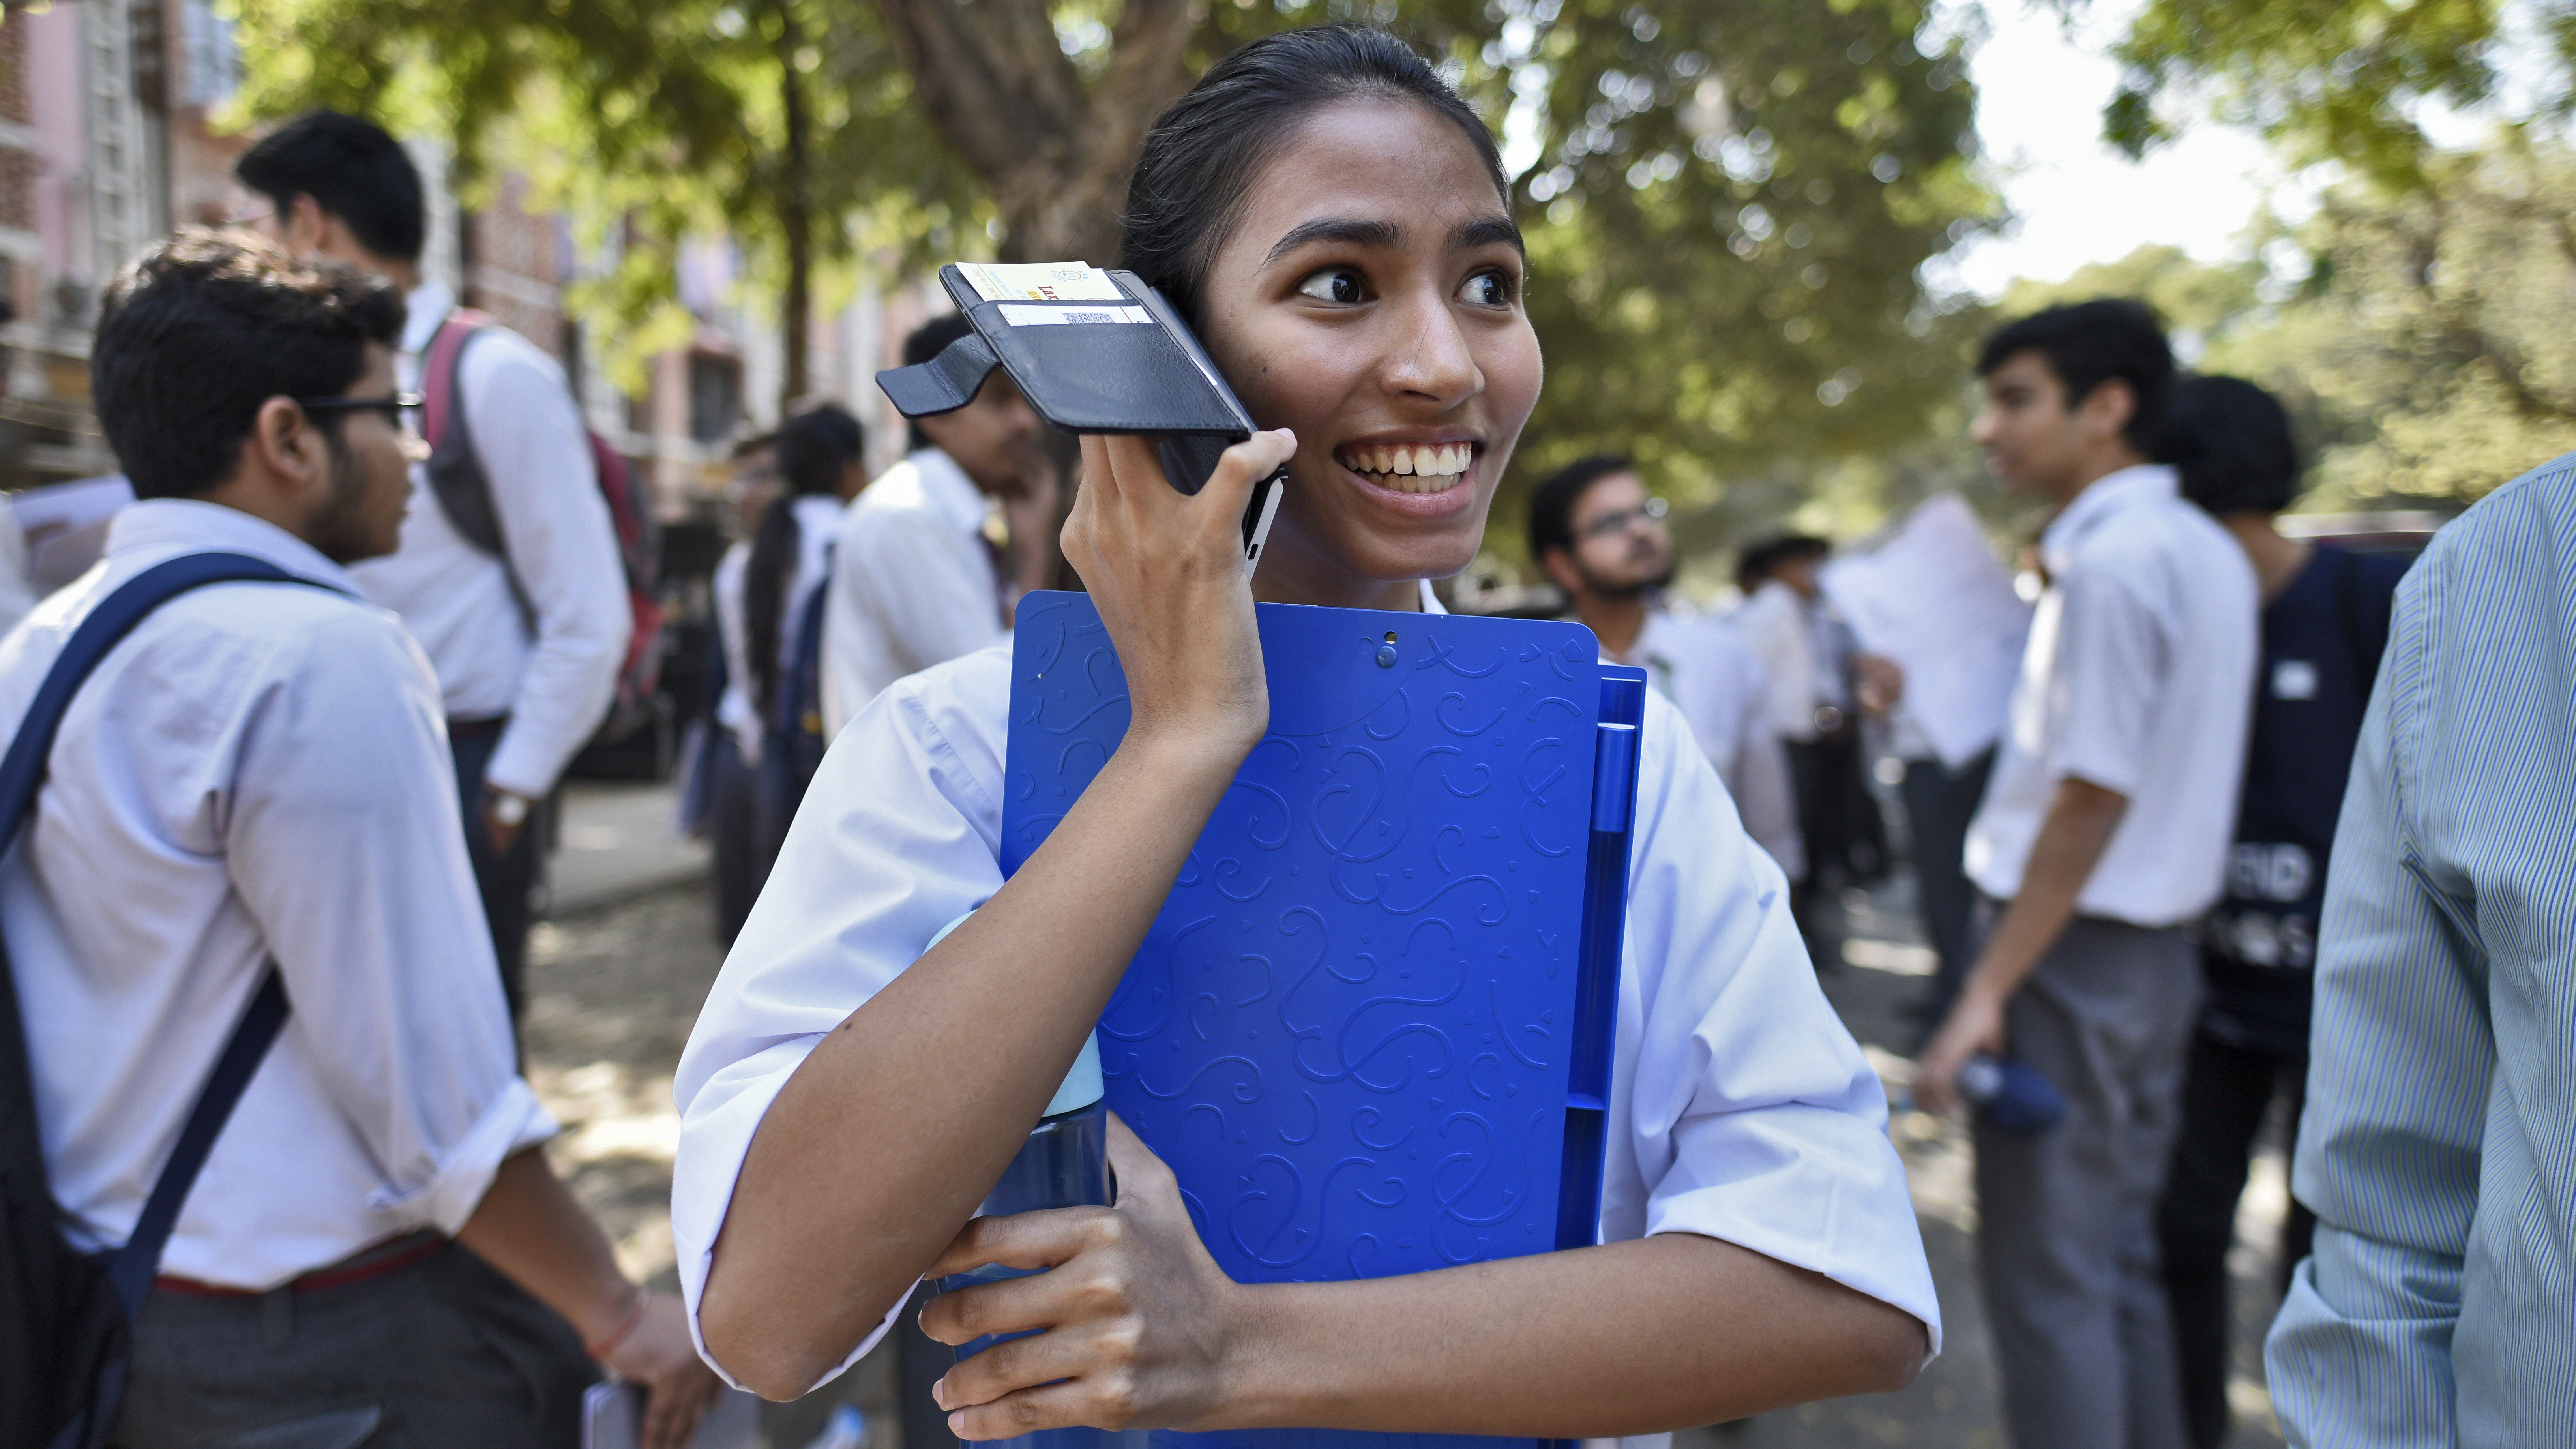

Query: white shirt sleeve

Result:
[672,652,1014,1391]
[1613,691,1938,1352]
[2048,561,2163,799]
[227,607,555,1232]
[463,334,633,798]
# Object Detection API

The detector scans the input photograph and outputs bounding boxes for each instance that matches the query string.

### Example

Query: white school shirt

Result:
[1963,464,2258,925]
[1615,607,1805,880]
[817,448,1004,737]
[712,494,847,761]
[673,584,1942,1413]
[0,500,553,1289]
[347,279,631,800]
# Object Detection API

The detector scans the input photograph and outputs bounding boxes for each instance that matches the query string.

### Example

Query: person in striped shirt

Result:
[2264,450,2576,1443]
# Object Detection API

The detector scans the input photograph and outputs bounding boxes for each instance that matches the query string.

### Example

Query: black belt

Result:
[447,715,508,742]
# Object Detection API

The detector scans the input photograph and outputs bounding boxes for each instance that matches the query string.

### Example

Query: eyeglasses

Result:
[296,392,423,426]
[1579,495,1669,540]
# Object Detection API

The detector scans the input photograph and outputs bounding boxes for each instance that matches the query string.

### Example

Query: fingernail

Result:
[932,1376,948,1409]
[949,1412,968,1436]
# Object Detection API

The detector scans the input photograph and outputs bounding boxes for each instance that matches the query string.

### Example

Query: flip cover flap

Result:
[1000,592,1641,1449]
[877,264,1253,439]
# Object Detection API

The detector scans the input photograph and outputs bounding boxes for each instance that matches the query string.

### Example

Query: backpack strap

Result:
[420,309,509,560]
[775,540,836,739]
[0,553,335,1314]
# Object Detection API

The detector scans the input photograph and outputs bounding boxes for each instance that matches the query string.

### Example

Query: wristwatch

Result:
[487,787,532,829]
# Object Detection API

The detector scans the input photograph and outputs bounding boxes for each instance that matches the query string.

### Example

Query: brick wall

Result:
[463,174,567,361]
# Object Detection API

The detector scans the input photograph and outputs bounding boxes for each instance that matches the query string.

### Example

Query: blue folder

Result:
[999,591,1647,1449]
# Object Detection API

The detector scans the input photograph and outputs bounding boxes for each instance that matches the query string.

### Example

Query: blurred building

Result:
[0,2,933,772]
[0,2,921,510]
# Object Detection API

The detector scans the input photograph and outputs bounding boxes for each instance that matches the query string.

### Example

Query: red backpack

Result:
[418,309,665,743]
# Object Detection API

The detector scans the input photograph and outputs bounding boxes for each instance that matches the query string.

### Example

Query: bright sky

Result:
[1941,0,2294,298]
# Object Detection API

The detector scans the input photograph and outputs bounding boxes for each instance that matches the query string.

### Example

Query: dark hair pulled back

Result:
[746,403,865,717]
[1120,24,1508,328]
[2160,375,2300,517]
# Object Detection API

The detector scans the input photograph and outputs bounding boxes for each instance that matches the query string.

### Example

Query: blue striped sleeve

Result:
[2264,542,2488,1446]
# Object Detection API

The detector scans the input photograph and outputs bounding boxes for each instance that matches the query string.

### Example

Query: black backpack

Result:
[0,553,323,1449]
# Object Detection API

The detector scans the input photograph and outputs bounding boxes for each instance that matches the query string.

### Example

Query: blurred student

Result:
[817,314,1058,735]
[703,431,777,944]
[2263,453,2576,1444]
[708,406,864,943]
[1916,300,2256,1449]
[1733,534,1896,963]
[236,112,631,1017]
[1528,454,1801,873]
[2149,377,2404,1449]
[2,230,715,1449]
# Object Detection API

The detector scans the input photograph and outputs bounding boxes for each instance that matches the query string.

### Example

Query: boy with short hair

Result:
[1917,300,2258,1449]
[0,230,714,1447]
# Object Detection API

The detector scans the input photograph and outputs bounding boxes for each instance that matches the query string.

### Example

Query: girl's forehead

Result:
[1226,100,1510,254]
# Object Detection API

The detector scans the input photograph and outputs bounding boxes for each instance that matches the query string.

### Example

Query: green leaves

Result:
[2100,0,2572,190]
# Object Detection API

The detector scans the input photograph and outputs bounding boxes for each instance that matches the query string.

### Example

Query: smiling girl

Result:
[673,25,1938,1440]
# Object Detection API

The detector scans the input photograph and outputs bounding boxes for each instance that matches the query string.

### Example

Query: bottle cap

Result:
[926,911,1105,1119]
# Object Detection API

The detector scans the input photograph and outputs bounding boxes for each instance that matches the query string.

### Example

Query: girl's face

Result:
[1197,98,1543,610]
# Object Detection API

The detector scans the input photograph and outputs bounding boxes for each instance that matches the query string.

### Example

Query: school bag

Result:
[0,553,317,1449]
[769,544,835,787]
[420,309,666,743]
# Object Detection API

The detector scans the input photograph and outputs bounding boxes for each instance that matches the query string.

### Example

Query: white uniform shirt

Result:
[712,494,847,761]
[0,500,553,1290]
[347,279,631,799]
[1964,465,2258,925]
[1616,608,1804,879]
[673,587,1942,1410]
[1733,580,1838,742]
[817,448,1003,737]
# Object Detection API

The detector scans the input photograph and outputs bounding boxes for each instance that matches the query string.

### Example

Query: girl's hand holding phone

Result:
[1061,430,1294,767]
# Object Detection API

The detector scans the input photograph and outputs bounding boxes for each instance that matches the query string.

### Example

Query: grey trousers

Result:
[112,1241,597,1449]
[1975,915,2199,1449]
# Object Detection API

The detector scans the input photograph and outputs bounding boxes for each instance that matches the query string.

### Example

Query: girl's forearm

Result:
[1220,1234,1924,1436]
[701,728,1248,1398]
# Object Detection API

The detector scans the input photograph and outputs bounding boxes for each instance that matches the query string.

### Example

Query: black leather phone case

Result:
[875,265,1261,497]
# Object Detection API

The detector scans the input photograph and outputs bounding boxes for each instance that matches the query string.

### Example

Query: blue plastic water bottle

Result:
[1957,1052,2065,1132]
[922,917,1139,1449]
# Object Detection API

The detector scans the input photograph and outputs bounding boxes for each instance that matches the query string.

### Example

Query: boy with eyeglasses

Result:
[1527,454,1802,875]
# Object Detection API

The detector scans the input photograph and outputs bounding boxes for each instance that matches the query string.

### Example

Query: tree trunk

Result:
[872,0,1201,265]
[775,0,814,408]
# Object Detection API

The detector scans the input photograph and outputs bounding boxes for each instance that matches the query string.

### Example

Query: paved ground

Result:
[522,836,2297,1449]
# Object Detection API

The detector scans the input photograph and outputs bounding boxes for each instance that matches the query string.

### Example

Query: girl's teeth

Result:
[1339,444,1474,491]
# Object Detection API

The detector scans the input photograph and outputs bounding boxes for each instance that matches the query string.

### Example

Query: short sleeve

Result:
[1614,692,1941,1353]
[671,647,1015,1392]
[2048,560,2165,796]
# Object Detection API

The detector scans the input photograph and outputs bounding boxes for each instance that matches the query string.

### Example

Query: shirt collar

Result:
[1418,579,1446,615]
[402,279,456,356]
[105,499,360,594]
[909,448,993,542]
[2040,463,2178,576]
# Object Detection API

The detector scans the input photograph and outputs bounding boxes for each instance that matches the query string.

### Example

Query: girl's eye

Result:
[1457,270,1514,306]
[1295,267,1369,304]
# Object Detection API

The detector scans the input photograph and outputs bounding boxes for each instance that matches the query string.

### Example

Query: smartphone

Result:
[876,261,1288,576]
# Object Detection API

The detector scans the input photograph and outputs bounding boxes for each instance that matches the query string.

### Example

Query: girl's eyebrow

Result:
[1264,217,1401,266]
[1457,215,1527,256]
[1262,214,1528,268]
